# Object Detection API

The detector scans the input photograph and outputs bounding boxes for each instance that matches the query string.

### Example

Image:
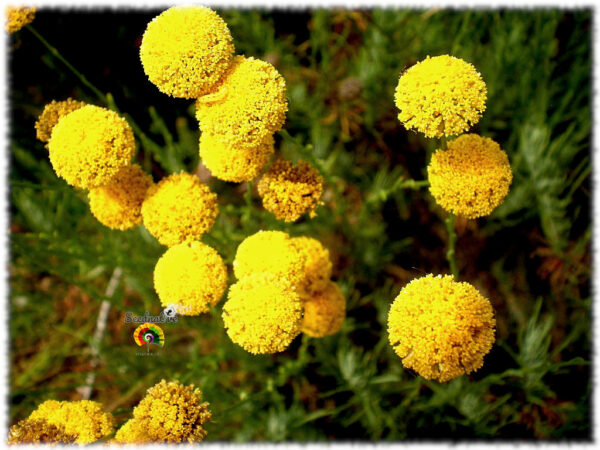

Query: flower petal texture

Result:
[428,134,513,219]
[88,164,153,230]
[140,6,234,98]
[35,98,87,143]
[233,230,306,285]
[292,236,332,295]
[301,281,346,338]
[154,241,228,316]
[257,159,324,222]
[394,55,487,138]
[387,274,496,383]
[48,105,135,189]
[130,380,211,443]
[113,419,152,444]
[195,55,288,148]
[223,272,302,354]
[27,400,115,445]
[7,418,78,444]
[141,172,218,247]
[199,132,274,183]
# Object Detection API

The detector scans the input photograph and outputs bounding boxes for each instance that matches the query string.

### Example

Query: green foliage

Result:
[8,8,590,441]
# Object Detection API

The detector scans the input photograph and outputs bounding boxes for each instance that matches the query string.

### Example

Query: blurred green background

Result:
[8,8,590,440]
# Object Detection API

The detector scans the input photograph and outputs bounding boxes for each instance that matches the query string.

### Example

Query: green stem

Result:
[27,24,108,103]
[398,179,429,190]
[445,213,459,279]
[440,134,448,150]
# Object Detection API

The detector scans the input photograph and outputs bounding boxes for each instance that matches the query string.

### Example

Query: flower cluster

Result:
[258,159,324,222]
[114,380,212,444]
[141,172,218,247]
[395,55,487,138]
[428,134,513,219]
[48,105,135,189]
[154,241,228,316]
[35,98,86,143]
[388,274,496,382]
[223,231,344,353]
[18,400,115,445]
[5,6,36,34]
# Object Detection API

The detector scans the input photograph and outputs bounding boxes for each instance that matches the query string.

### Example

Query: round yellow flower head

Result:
[48,105,135,189]
[88,164,153,231]
[428,134,513,219]
[233,230,306,285]
[113,419,152,444]
[195,55,288,149]
[199,132,274,183]
[257,159,324,222]
[154,241,228,316]
[394,55,487,138]
[291,236,332,295]
[301,281,346,338]
[8,418,78,444]
[140,6,234,98]
[35,98,87,143]
[141,172,219,247]
[387,274,496,383]
[27,400,115,445]
[132,380,211,443]
[223,272,302,354]
[5,6,35,33]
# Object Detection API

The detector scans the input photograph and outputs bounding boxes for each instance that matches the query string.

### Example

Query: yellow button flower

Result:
[199,132,274,183]
[140,6,234,98]
[387,274,496,383]
[291,236,332,295]
[88,164,153,231]
[131,380,211,443]
[35,98,87,143]
[5,6,35,33]
[48,105,135,189]
[233,230,306,285]
[257,159,324,222]
[27,400,115,445]
[195,55,287,149]
[428,134,513,219]
[394,55,487,138]
[154,241,228,316]
[8,418,77,444]
[301,281,346,338]
[223,272,302,354]
[141,172,219,247]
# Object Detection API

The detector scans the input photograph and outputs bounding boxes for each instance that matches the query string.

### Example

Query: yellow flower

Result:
[233,230,306,285]
[223,272,302,354]
[35,98,87,143]
[394,55,487,138]
[131,380,211,443]
[257,159,324,222]
[48,105,135,189]
[387,274,496,383]
[427,134,513,219]
[195,55,287,149]
[301,281,346,338]
[5,6,35,33]
[199,132,274,183]
[154,241,228,316]
[27,400,115,445]
[113,419,152,444]
[291,236,332,295]
[141,172,218,247]
[88,164,153,231]
[7,418,77,444]
[140,6,234,98]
